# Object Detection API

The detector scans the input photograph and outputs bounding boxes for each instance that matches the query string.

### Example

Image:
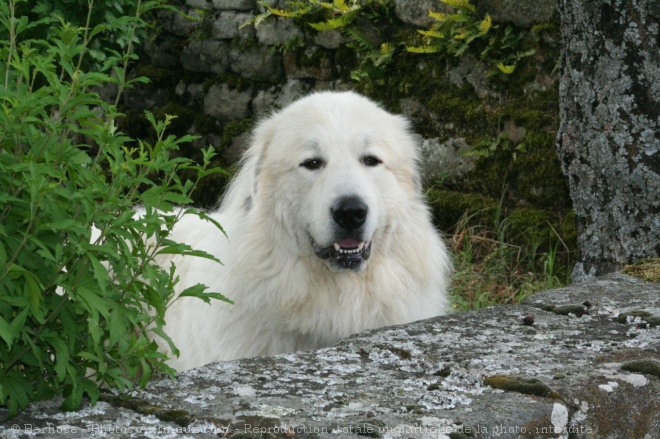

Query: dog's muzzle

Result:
[313,238,372,271]
[312,196,372,271]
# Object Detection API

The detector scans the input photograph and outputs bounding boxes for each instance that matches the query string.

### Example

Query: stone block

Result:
[255,17,303,46]
[252,79,312,117]
[181,39,229,74]
[203,83,252,120]
[211,11,254,40]
[212,0,256,11]
[229,46,283,81]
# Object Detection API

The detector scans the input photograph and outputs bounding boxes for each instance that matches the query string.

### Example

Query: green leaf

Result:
[107,305,128,347]
[178,283,233,304]
[479,13,491,34]
[60,382,83,412]
[87,253,110,291]
[0,316,15,347]
[1,373,32,417]
[440,0,476,13]
[406,45,442,54]
[42,333,70,381]
[497,62,516,74]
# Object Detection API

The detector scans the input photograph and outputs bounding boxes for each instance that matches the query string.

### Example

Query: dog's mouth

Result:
[313,238,372,272]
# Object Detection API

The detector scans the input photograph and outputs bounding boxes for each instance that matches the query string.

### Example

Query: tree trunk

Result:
[557,0,660,282]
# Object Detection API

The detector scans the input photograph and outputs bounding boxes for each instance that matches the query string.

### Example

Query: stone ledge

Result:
[1,273,659,438]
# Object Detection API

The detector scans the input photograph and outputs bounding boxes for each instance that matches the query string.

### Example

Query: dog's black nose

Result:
[332,196,368,230]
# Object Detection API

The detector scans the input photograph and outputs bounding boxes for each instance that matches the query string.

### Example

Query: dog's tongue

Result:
[337,238,361,249]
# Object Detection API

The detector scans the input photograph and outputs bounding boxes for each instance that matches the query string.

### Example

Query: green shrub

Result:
[24,0,153,70]
[0,0,228,417]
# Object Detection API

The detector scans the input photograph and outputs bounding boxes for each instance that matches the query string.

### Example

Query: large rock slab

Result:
[2,273,659,438]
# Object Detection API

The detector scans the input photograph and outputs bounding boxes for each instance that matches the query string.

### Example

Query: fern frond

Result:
[333,0,357,12]
[453,29,468,39]
[440,0,476,13]
[429,10,468,23]
[265,7,295,17]
[333,0,347,10]
[428,10,448,22]
[406,45,442,54]
[429,11,465,22]
[319,0,359,12]
[516,49,536,58]
[418,29,444,39]
[380,42,393,55]
[342,25,376,51]
[497,63,516,74]
[259,1,313,18]
[479,13,491,34]
[309,16,349,31]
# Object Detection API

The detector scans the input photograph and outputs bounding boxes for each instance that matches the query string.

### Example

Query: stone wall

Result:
[126,0,571,234]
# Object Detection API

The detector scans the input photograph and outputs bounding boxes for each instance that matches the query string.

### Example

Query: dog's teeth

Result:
[357,242,364,250]
[333,243,341,251]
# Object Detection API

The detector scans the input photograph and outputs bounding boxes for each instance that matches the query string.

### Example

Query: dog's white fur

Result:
[159,91,451,371]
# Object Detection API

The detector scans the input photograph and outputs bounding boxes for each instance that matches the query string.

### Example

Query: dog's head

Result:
[240,91,422,272]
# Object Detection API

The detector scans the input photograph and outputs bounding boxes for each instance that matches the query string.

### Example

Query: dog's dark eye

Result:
[361,155,382,167]
[300,158,325,170]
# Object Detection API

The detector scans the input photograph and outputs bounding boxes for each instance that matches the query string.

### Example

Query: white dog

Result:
[159,91,451,371]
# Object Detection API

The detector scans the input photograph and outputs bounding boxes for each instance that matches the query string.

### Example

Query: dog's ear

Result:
[218,125,270,214]
[245,117,279,206]
[391,115,424,194]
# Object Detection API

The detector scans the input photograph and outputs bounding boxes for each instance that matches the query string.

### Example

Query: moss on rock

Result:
[483,374,560,399]
[621,359,660,379]
[623,258,660,283]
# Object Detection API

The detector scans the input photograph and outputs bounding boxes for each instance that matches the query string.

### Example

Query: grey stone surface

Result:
[447,54,492,99]
[418,136,476,184]
[256,17,304,46]
[204,83,252,120]
[213,0,256,11]
[3,273,659,438]
[252,80,312,118]
[556,0,660,282]
[0,399,219,438]
[211,11,254,40]
[393,0,451,27]
[158,7,203,37]
[313,30,345,49]
[394,0,556,28]
[181,39,230,74]
[229,46,283,81]
[186,0,213,10]
[475,0,557,27]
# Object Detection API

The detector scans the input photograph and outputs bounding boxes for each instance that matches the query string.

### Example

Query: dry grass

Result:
[448,212,573,311]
